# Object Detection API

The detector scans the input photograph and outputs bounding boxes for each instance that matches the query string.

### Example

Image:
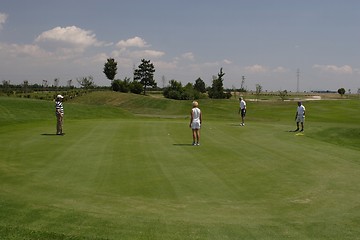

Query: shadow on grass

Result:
[229,123,242,127]
[173,143,194,146]
[41,133,65,136]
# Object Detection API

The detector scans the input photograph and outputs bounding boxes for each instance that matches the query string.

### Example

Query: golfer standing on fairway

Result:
[55,95,64,135]
[295,101,305,132]
[238,97,246,126]
[190,101,202,146]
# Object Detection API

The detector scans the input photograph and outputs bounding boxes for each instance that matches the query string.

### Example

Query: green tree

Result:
[134,59,156,95]
[182,82,197,100]
[1,80,11,95]
[278,89,288,101]
[255,84,262,101]
[130,81,143,94]
[112,77,131,92]
[163,79,183,99]
[22,80,29,93]
[338,87,346,97]
[77,76,95,89]
[208,68,226,99]
[194,77,206,93]
[103,58,118,82]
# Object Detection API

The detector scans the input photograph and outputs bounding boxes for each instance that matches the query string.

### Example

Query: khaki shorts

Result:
[296,115,305,123]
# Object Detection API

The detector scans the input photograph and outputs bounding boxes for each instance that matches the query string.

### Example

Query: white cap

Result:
[57,95,64,99]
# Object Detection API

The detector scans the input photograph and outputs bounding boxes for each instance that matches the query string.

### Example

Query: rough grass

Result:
[0,93,359,239]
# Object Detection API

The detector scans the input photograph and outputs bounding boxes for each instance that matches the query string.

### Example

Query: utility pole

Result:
[240,75,246,91]
[297,68,300,93]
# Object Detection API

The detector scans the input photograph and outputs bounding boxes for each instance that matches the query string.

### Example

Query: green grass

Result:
[0,93,360,239]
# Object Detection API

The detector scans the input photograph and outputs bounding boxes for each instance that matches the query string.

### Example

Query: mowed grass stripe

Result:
[1,96,360,239]
[3,119,360,210]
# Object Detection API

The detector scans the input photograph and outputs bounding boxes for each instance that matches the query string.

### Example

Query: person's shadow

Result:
[41,133,65,136]
[173,143,193,146]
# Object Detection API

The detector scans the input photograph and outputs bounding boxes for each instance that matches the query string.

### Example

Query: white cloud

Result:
[111,48,128,58]
[244,64,268,73]
[116,36,149,48]
[0,42,50,58]
[0,13,7,30]
[73,53,109,66]
[130,50,165,59]
[205,62,221,67]
[272,66,288,73]
[153,60,177,70]
[113,37,162,61]
[313,64,353,74]
[223,59,232,64]
[35,26,102,49]
[181,52,195,61]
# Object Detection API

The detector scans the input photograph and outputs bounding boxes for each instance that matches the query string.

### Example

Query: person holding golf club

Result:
[55,94,64,135]
[295,101,305,132]
[190,101,202,146]
[238,97,246,126]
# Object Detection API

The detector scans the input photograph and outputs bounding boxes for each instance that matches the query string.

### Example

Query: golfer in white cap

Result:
[55,95,64,135]
[238,97,246,126]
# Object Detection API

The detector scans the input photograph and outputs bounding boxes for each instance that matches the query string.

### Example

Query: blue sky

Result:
[1,0,359,92]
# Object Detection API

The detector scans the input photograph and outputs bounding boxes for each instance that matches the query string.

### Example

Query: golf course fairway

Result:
[0,92,359,239]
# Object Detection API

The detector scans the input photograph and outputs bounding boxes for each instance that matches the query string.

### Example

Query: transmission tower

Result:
[240,76,246,90]
[296,68,300,93]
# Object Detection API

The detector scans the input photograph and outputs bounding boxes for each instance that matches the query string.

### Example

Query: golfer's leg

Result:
[60,116,63,134]
[56,115,60,134]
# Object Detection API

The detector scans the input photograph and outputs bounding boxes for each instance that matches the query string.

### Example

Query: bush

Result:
[130,81,143,94]
[112,80,130,93]
[167,90,182,100]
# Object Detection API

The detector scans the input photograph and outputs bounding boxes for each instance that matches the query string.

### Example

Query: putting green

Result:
[0,95,360,239]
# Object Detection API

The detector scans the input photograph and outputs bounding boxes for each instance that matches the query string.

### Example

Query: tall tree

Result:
[194,77,206,93]
[53,78,59,88]
[77,76,95,89]
[134,59,156,95]
[338,87,346,97]
[103,58,118,82]
[22,80,29,93]
[163,79,183,100]
[255,83,262,101]
[208,68,226,99]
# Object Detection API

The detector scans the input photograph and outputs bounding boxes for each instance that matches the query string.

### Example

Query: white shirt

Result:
[192,107,201,123]
[297,105,305,116]
[55,101,64,113]
[240,100,246,110]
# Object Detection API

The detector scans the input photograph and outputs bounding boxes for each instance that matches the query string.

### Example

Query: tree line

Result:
[1,58,235,101]
[104,58,233,100]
